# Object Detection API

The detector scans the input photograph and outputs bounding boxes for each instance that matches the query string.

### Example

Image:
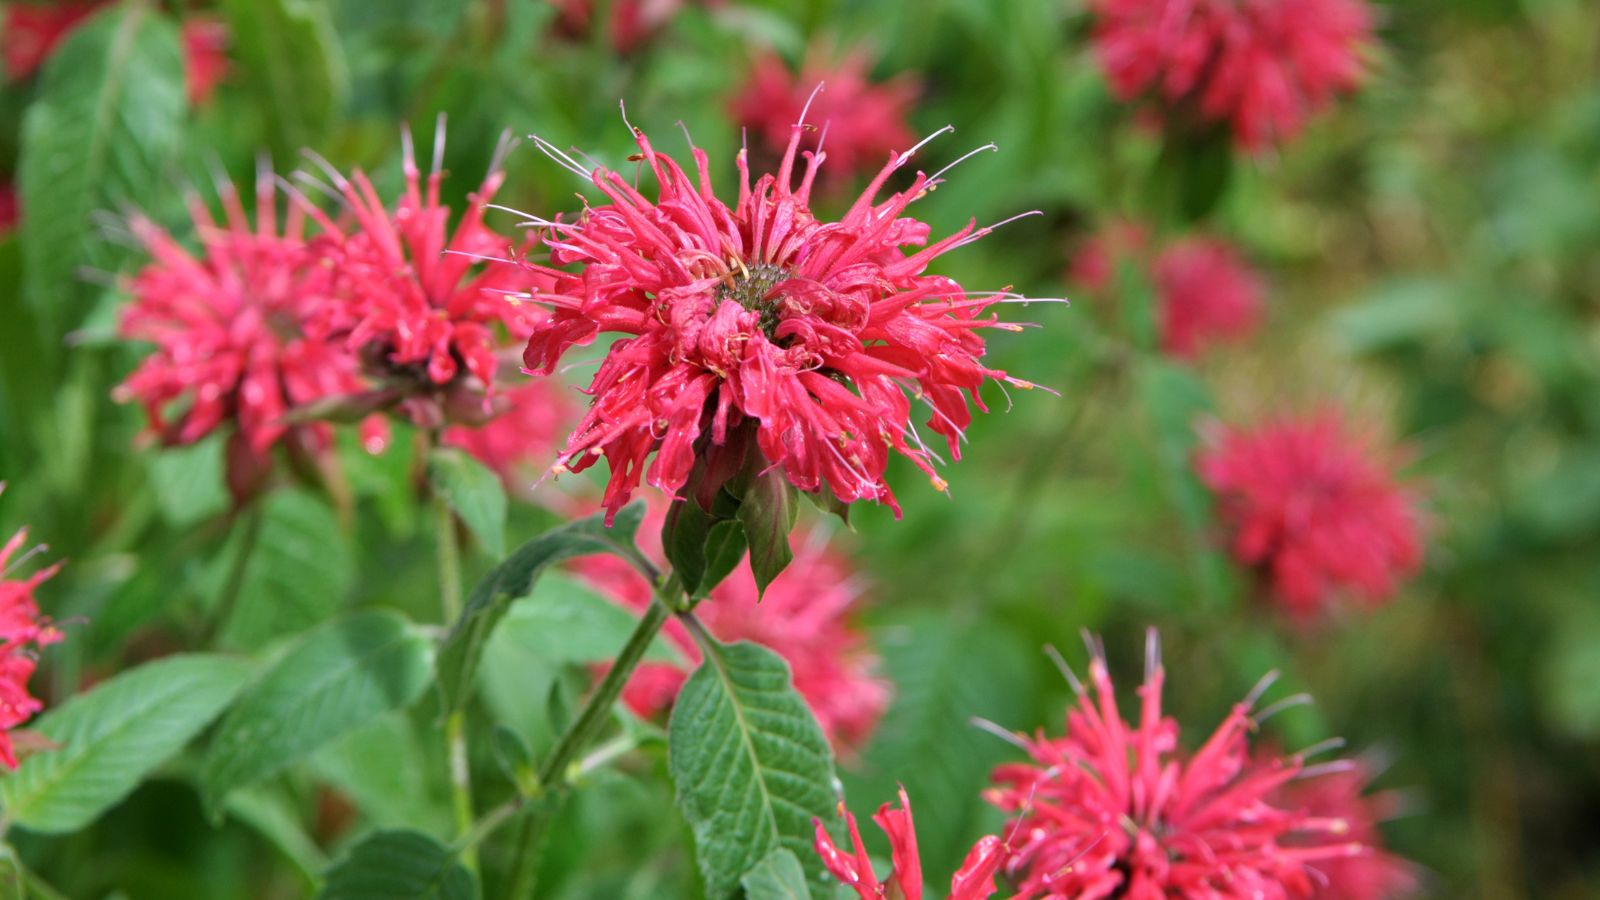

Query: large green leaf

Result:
[0,654,252,833]
[202,611,435,814]
[668,639,837,899]
[317,829,477,900]
[220,489,354,649]
[436,503,651,715]
[428,447,507,558]
[18,1,185,337]
[146,436,228,528]
[220,0,348,159]
[310,713,446,833]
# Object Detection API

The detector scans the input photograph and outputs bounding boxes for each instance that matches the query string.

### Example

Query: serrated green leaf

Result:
[202,611,435,814]
[738,472,797,598]
[429,447,507,558]
[220,0,348,159]
[18,1,185,337]
[741,847,811,900]
[436,503,651,715]
[0,654,253,833]
[310,714,446,833]
[220,489,354,649]
[317,829,477,900]
[668,639,837,899]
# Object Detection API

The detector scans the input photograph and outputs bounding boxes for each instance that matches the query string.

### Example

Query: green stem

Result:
[434,490,475,871]
[506,593,675,898]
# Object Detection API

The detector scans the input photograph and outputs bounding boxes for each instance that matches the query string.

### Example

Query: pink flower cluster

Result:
[730,49,918,183]
[572,508,889,749]
[1090,0,1373,149]
[1273,758,1419,899]
[521,108,1035,522]
[0,518,63,770]
[984,631,1374,898]
[1070,223,1264,360]
[1198,412,1423,618]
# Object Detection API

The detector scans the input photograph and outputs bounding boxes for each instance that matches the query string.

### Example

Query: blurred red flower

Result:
[814,786,1009,900]
[0,180,17,236]
[181,17,229,107]
[1,0,101,81]
[114,175,366,500]
[550,0,683,53]
[985,630,1371,898]
[1273,757,1420,899]
[730,49,918,183]
[1197,412,1423,617]
[301,126,540,428]
[1070,224,1264,360]
[0,522,63,770]
[1090,0,1373,150]
[521,108,1037,523]
[572,511,889,750]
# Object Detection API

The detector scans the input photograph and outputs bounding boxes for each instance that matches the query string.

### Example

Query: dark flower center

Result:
[716,262,790,338]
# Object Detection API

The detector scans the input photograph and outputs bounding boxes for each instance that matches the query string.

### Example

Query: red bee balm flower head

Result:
[521,101,1041,523]
[1197,412,1423,617]
[114,173,366,500]
[1091,0,1373,150]
[551,0,685,53]
[986,631,1371,898]
[814,787,1009,900]
[181,17,230,107]
[302,122,539,427]
[0,511,64,770]
[573,508,889,749]
[730,49,918,183]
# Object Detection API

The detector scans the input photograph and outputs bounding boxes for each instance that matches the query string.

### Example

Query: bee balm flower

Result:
[1090,0,1373,150]
[1197,412,1424,618]
[300,124,541,427]
[985,631,1372,898]
[114,173,366,501]
[0,515,63,770]
[814,787,1009,900]
[521,101,1040,523]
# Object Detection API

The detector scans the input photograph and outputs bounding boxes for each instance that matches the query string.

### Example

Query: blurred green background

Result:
[1,0,1599,897]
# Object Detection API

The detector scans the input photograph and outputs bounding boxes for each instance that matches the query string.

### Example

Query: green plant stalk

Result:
[434,491,476,871]
[506,591,675,897]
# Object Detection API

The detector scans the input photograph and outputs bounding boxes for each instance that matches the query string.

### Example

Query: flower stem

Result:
[506,589,675,897]
[434,490,475,870]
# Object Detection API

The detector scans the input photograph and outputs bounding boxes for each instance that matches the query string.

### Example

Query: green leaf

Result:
[662,496,714,595]
[703,519,750,595]
[18,1,185,337]
[740,848,811,900]
[310,714,446,833]
[428,447,507,558]
[668,639,837,899]
[220,489,354,649]
[220,0,348,159]
[738,472,797,597]
[224,785,330,883]
[202,611,436,814]
[145,436,228,527]
[436,503,651,715]
[0,654,252,833]
[486,572,680,668]
[317,829,477,900]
